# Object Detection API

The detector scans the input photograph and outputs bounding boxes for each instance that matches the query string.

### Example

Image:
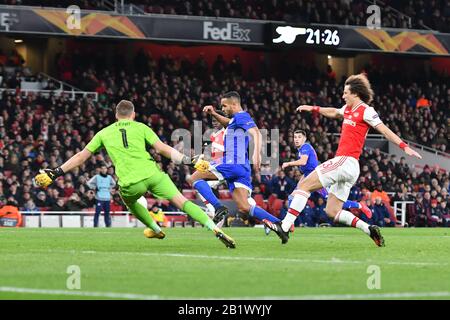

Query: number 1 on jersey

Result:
[119,129,129,148]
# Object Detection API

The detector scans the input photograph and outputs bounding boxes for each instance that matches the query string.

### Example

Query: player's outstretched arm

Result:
[153,140,188,163]
[60,148,93,173]
[374,123,422,159]
[296,105,342,119]
[282,155,309,169]
[203,105,231,127]
[248,127,262,173]
[34,148,92,188]
[152,140,209,172]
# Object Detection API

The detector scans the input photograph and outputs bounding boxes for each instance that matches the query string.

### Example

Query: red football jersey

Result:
[335,102,382,160]
[210,128,225,160]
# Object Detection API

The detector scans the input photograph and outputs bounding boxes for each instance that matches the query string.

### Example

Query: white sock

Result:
[205,203,215,215]
[334,210,370,235]
[216,218,224,228]
[281,190,310,232]
[198,193,215,216]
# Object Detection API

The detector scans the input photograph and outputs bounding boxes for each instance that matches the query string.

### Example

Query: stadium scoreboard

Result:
[270,24,341,48]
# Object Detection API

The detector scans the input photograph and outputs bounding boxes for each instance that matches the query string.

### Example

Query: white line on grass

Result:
[42,249,445,267]
[227,292,450,300]
[1,286,449,300]
[0,286,160,300]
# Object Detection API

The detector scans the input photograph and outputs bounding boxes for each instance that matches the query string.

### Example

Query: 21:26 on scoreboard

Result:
[270,24,341,47]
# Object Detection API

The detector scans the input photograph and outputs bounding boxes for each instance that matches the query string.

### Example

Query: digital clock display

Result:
[271,25,341,47]
[305,28,340,45]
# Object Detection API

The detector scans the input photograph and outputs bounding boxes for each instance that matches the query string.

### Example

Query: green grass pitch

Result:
[1,227,449,300]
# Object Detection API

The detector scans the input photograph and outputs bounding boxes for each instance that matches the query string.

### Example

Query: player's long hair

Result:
[345,74,374,104]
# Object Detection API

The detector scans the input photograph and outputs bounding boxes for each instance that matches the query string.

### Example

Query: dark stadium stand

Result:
[1,0,449,32]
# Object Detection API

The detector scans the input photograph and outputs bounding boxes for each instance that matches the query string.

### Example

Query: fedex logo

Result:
[203,21,251,42]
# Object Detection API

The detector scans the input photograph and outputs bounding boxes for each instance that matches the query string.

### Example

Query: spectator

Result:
[429,199,443,227]
[371,182,390,204]
[81,189,97,208]
[212,54,227,80]
[35,191,50,208]
[269,170,296,200]
[63,181,75,198]
[392,189,409,203]
[373,197,394,227]
[326,64,336,81]
[416,94,430,108]
[439,201,450,227]
[313,197,333,226]
[411,194,429,227]
[23,199,39,213]
[65,193,87,212]
[423,192,432,213]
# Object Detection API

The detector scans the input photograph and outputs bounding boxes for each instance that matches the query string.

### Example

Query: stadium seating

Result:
[0,41,448,227]
[269,199,284,218]
[252,194,267,211]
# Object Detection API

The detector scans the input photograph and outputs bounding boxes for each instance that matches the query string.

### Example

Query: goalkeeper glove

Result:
[34,167,65,188]
[182,155,210,173]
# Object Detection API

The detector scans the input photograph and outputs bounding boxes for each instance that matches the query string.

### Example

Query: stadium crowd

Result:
[1,0,449,32]
[0,48,448,227]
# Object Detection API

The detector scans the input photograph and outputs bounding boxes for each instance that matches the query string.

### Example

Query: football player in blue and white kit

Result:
[189,91,281,226]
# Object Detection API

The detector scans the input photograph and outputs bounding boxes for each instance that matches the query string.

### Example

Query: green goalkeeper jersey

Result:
[86,119,161,187]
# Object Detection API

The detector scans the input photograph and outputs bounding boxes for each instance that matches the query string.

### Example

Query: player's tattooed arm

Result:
[374,123,422,159]
[203,105,231,127]
[296,105,343,119]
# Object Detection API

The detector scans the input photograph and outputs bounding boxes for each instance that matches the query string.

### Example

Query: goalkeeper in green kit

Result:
[34,100,236,248]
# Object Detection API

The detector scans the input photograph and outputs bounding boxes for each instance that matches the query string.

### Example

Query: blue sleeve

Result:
[300,144,313,158]
[235,112,256,130]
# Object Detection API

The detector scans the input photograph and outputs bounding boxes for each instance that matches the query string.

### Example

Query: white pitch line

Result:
[39,249,445,267]
[0,286,449,300]
[0,286,160,300]
[224,292,450,300]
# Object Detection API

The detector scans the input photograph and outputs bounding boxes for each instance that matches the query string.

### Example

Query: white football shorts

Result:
[315,156,360,202]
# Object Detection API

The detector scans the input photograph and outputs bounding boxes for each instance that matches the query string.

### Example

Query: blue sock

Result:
[193,180,222,209]
[250,205,280,223]
[343,200,360,210]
